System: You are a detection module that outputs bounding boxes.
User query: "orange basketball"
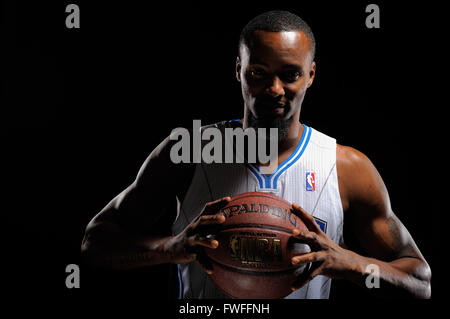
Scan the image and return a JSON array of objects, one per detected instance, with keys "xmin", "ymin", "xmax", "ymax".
[{"xmin": 205, "ymin": 192, "xmax": 311, "ymax": 299}]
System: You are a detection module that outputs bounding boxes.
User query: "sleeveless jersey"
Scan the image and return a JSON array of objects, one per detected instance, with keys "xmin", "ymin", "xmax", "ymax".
[{"xmin": 172, "ymin": 120, "xmax": 344, "ymax": 299}]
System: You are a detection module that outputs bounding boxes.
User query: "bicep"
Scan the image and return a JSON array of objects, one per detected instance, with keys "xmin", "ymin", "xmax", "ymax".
[
  {"xmin": 341, "ymin": 146, "xmax": 422, "ymax": 261},
  {"xmin": 354, "ymin": 210, "xmax": 422, "ymax": 261}
]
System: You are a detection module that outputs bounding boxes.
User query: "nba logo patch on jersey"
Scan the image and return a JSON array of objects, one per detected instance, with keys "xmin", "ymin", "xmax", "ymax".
[{"xmin": 306, "ymin": 171, "xmax": 315, "ymax": 191}]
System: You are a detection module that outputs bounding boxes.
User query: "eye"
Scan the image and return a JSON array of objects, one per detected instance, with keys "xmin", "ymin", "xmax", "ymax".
[
  {"xmin": 281, "ymin": 70, "xmax": 302, "ymax": 82},
  {"xmin": 249, "ymin": 68, "xmax": 267, "ymax": 79}
]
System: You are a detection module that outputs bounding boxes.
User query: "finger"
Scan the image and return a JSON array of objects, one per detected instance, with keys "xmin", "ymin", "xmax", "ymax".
[
  {"xmin": 291, "ymin": 264, "xmax": 323, "ymax": 291},
  {"xmin": 192, "ymin": 214, "xmax": 226, "ymax": 237},
  {"xmin": 291, "ymin": 229, "xmax": 322, "ymax": 250},
  {"xmin": 196, "ymin": 249, "xmax": 214, "ymax": 275},
  {"xmin": 198, "ymin": 213, "xmax": 226, "ymax": 225},
  {"xmin": 202, "ymin": 196, "xmax": 232, "ymax": 215},
  {"xmin": 188, "ymin": 214, "xmax": 226, "ymax": 238},
  {"xmin": 188, "ymin": 234, "xmax": 219, "ymax": 249},
  {"xmin": 291, "ymin": 251, "xmax": 325, "ymax": 290},
  {"xmin": 291, "ymin": 203, "xmax": 322, "ymax": 233},
  {"xmin": 291, "ymin": 251, "xmax": 325, "ymax": 266}
]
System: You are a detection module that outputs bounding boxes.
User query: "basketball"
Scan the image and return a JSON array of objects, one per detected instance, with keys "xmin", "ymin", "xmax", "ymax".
[{"xmin": 205, "ymin": 192, "xmax": 311, "ymax": 299}]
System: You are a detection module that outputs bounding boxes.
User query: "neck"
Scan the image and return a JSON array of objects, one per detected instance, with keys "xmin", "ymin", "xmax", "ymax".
[
  {"xmin": 243, "ymin": 107, "xmax": 303, "ymax": 154},
  {"xmin": 278, "ymin": 120, "xmax": 303, "ymax": 154},
  {"xmin": 242, "ymin": 110, "xmax": 304, "ymax": 170}
]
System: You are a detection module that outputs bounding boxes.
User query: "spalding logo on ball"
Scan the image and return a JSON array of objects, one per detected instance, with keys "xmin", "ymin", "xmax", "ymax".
[{"xmin": 205, "ymin": 192, "xmax": 311, "ymax": 299}]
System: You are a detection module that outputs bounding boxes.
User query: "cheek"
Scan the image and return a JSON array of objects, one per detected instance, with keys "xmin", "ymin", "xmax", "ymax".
[
  {"xmin": 243, "ymin": 71, "xmax": 269, "ymax": 94},
  {"xmin": 240, "ymin": 81, "xmax": 255, "ymax": 110},
  {"xmin": 285, "ymin": 83, "xmax": 307, "ymax": 102},
  {"xmin": 241, "ymin": 77, "xmax": 262, "ymax": 100}
]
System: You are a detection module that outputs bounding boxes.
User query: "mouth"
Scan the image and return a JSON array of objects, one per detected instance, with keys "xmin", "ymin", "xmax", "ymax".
[{"xmin": 255, "ymin": 102, "xmax": 287, "ymax": 117}]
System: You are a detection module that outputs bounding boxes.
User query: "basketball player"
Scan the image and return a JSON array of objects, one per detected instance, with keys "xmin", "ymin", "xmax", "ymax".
[{"xmin": 81, "ymin": 11, "xmax": 431, "ymax": 299}]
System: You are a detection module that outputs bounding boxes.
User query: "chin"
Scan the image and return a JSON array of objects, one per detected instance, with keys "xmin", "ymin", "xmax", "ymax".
[{"xmin": 248, "ymin": 112, "xmax": 293, "ymax": 141}]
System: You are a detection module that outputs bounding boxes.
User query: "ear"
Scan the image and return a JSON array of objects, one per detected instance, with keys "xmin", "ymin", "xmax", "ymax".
[
  {"xmin": 236, "ymin": 56, "xmax": 241, "ymax": 82},
  {"xmin": 307, "ymin": 61, "xmax": 316, "ymax": 88}
]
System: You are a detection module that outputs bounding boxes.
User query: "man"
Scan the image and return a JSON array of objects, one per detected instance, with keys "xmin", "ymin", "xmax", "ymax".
[{"xmin": 81, "ymin": 10, "xmax": 431, "ymax": 299}]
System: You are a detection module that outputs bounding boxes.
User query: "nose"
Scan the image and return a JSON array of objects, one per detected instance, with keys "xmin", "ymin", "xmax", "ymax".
[{"xmin": 265, "ymin": 76, "xmax": 285, "ymax": 97}]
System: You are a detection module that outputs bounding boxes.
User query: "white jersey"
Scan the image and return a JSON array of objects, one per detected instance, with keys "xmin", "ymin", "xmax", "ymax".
[{"xmin": 172, "ymin": 120, "xmax": 344, "ymax": 299}]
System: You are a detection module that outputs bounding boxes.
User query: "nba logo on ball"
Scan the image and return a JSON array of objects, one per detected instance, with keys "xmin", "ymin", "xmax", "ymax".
[{"xmin": 306, "ymin": 171, "xmax": 316, "ymax": 191}]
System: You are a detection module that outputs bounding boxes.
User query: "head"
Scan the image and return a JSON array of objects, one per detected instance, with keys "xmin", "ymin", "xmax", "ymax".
[{"xmin": 236, "ymin": 10, "xmax": 316, "ymax": 140}]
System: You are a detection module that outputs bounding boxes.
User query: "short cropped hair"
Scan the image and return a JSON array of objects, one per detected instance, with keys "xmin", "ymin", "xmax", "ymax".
[{"xmin": 239, "ymin": 10, "xmax": 316, "ymax": 60}]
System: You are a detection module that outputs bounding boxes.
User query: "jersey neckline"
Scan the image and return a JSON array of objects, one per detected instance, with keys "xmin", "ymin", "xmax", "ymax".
[{"xmin": 245, "ymin": 123, "xmax": 312, "ymax": 190}]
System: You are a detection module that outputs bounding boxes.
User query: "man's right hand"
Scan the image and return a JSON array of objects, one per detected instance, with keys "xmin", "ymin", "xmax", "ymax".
[{"xmin": 161, "ymin": 196, "xmax": 231, "ymax": 274}]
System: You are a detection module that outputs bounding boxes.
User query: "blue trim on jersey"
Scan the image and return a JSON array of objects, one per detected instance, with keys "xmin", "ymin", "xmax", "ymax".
[
  {"xmin": 247, "ymin": 163, "xmax": 264, "ymax": 188},
  {"xmin": 246, "ymin": 125, "xmax": 311, "ymax": 189},
  {"xmin": 177, "ymin": 264, "xmax": 183, "ymax": 299},
  {"xmin": 272, "ymin": 126, "xmax": 311, "ymax": 187}
]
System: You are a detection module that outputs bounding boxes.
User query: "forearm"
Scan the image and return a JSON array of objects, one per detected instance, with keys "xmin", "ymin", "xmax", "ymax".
[
  {"xmin": 82, "ymin": 223, "xmax": 174, "ymax": 270},
  {"xmin": 346, "ymin": 252, "xmax": 432, "ymax": 298}
]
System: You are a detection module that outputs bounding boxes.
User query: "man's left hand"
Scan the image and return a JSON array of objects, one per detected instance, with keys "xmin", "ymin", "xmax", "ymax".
[{"xmin": 290, "ymin": 203, "xmax": 363, "ymax": 290}]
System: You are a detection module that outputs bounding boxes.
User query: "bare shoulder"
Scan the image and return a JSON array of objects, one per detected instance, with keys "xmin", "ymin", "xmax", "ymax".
[
  {"xmin": 336, "ymin": 144, "xmax": 370, "ymax": 168},
  {"xmin": 336, "ymin": 144, "xmax": 388, "ymax": 212}
]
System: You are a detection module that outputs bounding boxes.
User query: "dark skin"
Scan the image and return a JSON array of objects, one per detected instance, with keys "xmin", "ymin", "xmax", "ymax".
[
  {"xmin": 82, "ymin": 30, "xmax": 431, "ymax": 298},
  {"xmin": 237, "ymin": 30, "xmax": 431, "ymax": 297}
]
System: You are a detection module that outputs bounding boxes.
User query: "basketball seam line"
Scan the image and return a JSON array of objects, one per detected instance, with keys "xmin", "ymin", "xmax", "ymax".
[
  {"xmin": 219, "ymin": 223, "xmax": 295, "ymax": 234},
  {"xmin": 208, "ymin": 258, "xmax": 301, "ymax": 276}
]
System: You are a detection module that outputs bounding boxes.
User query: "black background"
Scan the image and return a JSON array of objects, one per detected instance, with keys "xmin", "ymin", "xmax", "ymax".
[{"xmin": 2, "ymin": 0, "xmax": 444, "ymax": 309}]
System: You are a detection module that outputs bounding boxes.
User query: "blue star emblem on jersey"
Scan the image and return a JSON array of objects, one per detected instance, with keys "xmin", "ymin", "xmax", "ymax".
[{"xmin": 306, "ymin": 171, "xmax": 316, "ymax": 191}]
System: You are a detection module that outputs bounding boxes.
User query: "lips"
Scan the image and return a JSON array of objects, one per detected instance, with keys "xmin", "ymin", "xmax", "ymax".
[{"xmin": 255, "ymin": 101, "xmax": 287, "ymax": 117}]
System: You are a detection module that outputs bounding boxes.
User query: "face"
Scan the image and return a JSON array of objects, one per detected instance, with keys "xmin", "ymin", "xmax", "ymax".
[{"xmin": 237, "ymin": 30, "xmax": 316, "ymax": 136}]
